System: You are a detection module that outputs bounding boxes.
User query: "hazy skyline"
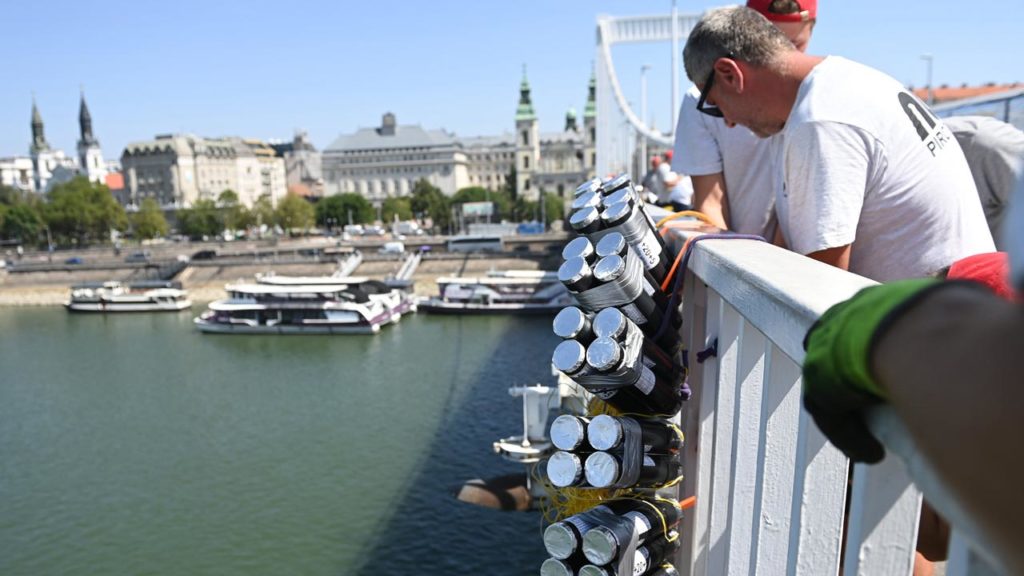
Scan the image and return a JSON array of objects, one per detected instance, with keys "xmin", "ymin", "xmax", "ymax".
[{"xmin": 3, "ymin": 0, "xmax": 1021, "ymax": 159}]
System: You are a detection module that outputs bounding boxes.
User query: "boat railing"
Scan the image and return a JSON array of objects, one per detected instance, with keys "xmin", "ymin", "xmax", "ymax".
[{"xmin": 671, "ymin": 230, "xmax": 1002, "ymax": 575}]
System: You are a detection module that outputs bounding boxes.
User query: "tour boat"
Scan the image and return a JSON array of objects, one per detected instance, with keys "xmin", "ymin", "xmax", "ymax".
[
  {"xmin": 419, "ymin": 270, "xmax": 573, "ymax": 314},
  {"xmin": 65, "ymin": 281, "xmax": 192, "ymax": 312},
  {"xmin": 193, "ymin": 278, "xmax": 413, "ymax": 334}
]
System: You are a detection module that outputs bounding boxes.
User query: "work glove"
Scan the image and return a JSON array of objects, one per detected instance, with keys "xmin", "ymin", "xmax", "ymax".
[{"xmin": 802, "ymin": 279, "xmax": 940, "ymax": 463}]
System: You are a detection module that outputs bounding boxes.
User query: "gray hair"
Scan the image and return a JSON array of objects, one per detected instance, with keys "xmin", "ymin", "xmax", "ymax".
[{"xmin": 683, "ymin": 6, "xmax": 794, "ymax": 83}]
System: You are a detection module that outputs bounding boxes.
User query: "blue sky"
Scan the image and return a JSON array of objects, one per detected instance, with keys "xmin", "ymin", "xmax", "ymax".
[{"xmin": 2, "ymin": 0, "xmax": 1021, "ymax": 159}]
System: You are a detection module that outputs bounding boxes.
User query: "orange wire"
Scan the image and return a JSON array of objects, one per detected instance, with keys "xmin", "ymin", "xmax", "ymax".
[
  {"xmin": 679, "ymin": 496, "xmax": 697, "ymax": 510},
  {"xmin": 656, "ymin": 210, "xmax": 716, "ymax": 229},
  {"xmin": 659, "ymin": 236, "xmax": 695, "ymax": 293}
]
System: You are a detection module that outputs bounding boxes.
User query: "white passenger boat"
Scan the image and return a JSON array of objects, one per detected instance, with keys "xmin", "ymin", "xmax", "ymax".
[
  {"xmin": 419, "ymin": 270, "xmax": 572, "ymax": 314},
  {"xmin": 194, "ymin": 278, "xmax": 414, "ymax": 334},
  {"xmin": 65, "ymin": 281, "xmax": 192, "ymax": 312}
]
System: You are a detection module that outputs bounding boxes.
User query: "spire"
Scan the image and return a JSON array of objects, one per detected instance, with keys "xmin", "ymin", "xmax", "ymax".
[
  {"xmin": 516, "ymin": 64, "xmax": 536, "ymax": 121},
  {"xmin": 30, "ymin": 94, "xmax": 49, "ymax": 153},
  {"xmin": 584, "ymin": 70, "xmax": 597, "ymax": 119},
  {"xmin": 79, "ymin": 89, "xmax": 97, "ymax": 146}
]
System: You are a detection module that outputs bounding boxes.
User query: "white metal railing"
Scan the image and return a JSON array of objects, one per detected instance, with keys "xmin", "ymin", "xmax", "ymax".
[{"xmin": 670, "ymin": 232, "xmax": 1003, "ymax": 575}]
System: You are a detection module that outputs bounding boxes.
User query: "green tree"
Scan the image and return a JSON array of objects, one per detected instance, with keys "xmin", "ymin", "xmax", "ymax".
[
  {"xmin": 316, "ymin": 193, "xmax": 372, "ymax": 228},
  {"xmin": 542, "ymin": 191, "xmax": 564, "ymax": 226},
  {"xmin": 276, "ymin": 193, "xmax": 315, "ymax": 234},
  {"xmin": 452, "ymin": 186, "xmax": 513, "ymax": 221},
  {"xmin": 177, "ymin": 199, "xmax": 222, "ymax": 239},
  {"xmin": 250, "ymin": 195, "xmax": 276, "ymax": 230},
  {"xmin": 131, "ymin": 198, "xmax": 170, "ymax": 240},
  {"xmin": 1, "ymin": 204, "xmax": 43, "ymax": 243},
  {"xmin": 409, "ymin": 179, "xmax": 450, "ymax": 233},
  {"xmin": 43, "ymin": 177, "xmax": 127, "ymax": 245},
  {"xmin": 217, "ymin": 189, "xmax": 252, "ymax": 231},
  {"xmin": 381, "ymin": 197, "xmax": 413, "ymax": 223}
]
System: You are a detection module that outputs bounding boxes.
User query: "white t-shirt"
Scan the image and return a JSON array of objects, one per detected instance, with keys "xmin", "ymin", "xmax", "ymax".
[
  {"xmin": 656, "ymin": 162, "xmax": 693, "ymax": 206},
  {"xmin": 673, "ymin": 86, "xmax": 778, "ymax": 239},
  {"xmin": 776, "ymin": 57, "xmax": 995, "ymax": 282}
]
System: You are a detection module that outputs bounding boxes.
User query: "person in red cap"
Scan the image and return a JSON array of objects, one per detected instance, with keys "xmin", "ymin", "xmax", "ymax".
[{"xmin": 746, "ymin": 0, "xmax": 817, "ymax": 51}]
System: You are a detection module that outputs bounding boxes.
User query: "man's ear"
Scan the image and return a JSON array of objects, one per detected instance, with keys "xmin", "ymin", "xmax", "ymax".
[{"xmin": 714, "ymin": 58, "xmax": 745, "ymax": 94}]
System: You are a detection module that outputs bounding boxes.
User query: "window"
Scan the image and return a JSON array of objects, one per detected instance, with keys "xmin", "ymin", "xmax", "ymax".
[
  {"xmin": 521, "ymin": 130, "xmax": 529, "ymax": 146},
  {"xmin": 523, "ymin": 156, "xmax": 530, "ymax": 170}
]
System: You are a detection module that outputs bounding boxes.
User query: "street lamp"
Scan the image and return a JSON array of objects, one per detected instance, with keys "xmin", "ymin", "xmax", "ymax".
[
  {"xmin": 921, "ymin": 54, "xmax": 934, "ymax": 105},
  {"xmin": 640, "ymin": 64, "xmax": 652, "ymax": 172}
]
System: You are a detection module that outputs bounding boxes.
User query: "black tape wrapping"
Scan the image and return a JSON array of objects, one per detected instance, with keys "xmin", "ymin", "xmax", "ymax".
[
  {"xmin": 573, "ymin": 321, "xmax": 646, "ymax": 390},
  {"xmin": 616, "ymin": 417, "xmax": 644, "ymax": 487},
  {"xmin": 586, "ymin": 201, "xmax": 656, "ymax": 250},
  {"xmin": 586, "ymin": 500, "xmax": 644, "ymax": 574},
  {"xmin": 573, "ymin": 246, "xmax": 648, "ymax": 311}
]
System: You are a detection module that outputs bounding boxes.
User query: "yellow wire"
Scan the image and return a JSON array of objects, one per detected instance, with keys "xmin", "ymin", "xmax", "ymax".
[{"xmin": 656, "ymin": 210, "xmax": 716, "ymax": 229}]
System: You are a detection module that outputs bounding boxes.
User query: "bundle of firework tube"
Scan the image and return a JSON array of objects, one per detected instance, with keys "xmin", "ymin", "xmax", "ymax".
[{"xmin": 539, "ymin": 491, "xmax": 684, "ymax": 576}]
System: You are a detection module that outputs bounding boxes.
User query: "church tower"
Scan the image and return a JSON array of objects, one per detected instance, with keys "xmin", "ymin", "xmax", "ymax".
[
  {"xmin": 515, "ymin": 66, "xmax": 540, "ymax": 201},
  {"xmin": 30, "ymin": 97, "xmax": 56, "ymax": 192},
  {"xmin": 582, "ymin": 71, "xmax": 597, "ymax": 176},
  {"xmin": 77, "ymin": 91, "xmax": 107, "ymax": 184}
]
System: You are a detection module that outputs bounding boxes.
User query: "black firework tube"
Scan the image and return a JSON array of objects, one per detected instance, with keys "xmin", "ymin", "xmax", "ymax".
[
  {"xmin": 581, "ymin": 499, "xmax": 682, "ymax": 565},
  {"xmin": 572, "ymin": 190, "xmax": 603, "ymax": 211},
  {"xmin": 578, "ymin": 539, "xmax": 680, "ymax": 575},
  {"xmin": 587, "ymin": 414, "xmax": 682, "ymax": 454},
  {"xmin": 550, "ymin": 414, "xmax": 591, "ymax": 452},
  {"xmin": 603, "ymin": 186, "xmax": 635, "ymax": 208},
  {"xmin": 594, "ymin": 232, "xmax": 671, "ymax": 309},
  {"xmin": 584, "ymin": 451, "xmax": 683, "ymax": 489},
  {"xmin": 548, "ymin": 450, "xmax": 589, "ymax": 488},
  {"xmin": 570, "ymin": 206, "xmax": 603, "ymax": 235},
  {"xmin": 542, "ymin": 499, "xmax": 642, "ymax": 560},
  {"xmin": 592, "ymin": 307, "xmax": 679, "ymax": 375},
  {"xmin": 562, "ymin": 236, "xmax": 597, "ymax": 264},
  {"xmin": 552, "ymin": 339, "xmax": 589, "ymax": 378},
  {"xmin": 592, "ymin": 255, "xmax": 665, "ymax": 328},
  {"xmin": 647, "ymin": 564, "xmax": 680, "ymax": 576},
  {"xmin": 585, "ymin": 338, "xmax": 682, "ymax": 415},
  {"xmin": 553, "ymin": 306, "xmax": 594, "ymax": 343},
  {"xmin": 559, "ymin": 257, "xmax": 596, "ymax": 293},
  {"xmin": 601, "ymin": 200, "xmax": 671, "ymax": 284},
  {"xmin": 540, "ymin": 557, "xmax": 579, "ymax": 576},
  {"xmin": 599, "ymin": 173, "xmax": 632, "ymax": 197},
  {"xmin": 575, "ymin": 177, "xmax": 602, "ymax": 198}
]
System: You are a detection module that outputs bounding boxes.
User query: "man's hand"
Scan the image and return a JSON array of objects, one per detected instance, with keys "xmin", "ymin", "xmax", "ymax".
[{"xmin": 802, "ymin": 279, "xmax": 940, "ymax": 463}]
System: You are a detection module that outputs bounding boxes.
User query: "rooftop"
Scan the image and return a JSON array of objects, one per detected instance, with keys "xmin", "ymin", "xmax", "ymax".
[{"xmin": 911, "ymin": 82, "xmax": 1024, "ymax": 104}]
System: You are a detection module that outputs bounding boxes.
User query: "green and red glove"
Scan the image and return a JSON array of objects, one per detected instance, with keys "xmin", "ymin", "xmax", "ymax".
[{"xmin": 802, "ymin": 279, "xmax": 942, "ymax": 463}]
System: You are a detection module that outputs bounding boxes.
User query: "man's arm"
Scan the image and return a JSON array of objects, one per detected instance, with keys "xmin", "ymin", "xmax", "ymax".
[
  {"xmin": 691, "ymin": 173, "xmax": 730, "ymax": 229},
  {"xmin": 872, "ymin": 285, "xmax": 1024, "ymax": 574},
  {"xmin": 807, "ymin": 244, "xmax": 851, "ymax": 270}
]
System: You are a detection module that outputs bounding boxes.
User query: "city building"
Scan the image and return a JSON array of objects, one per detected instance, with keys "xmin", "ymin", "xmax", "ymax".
[
  {"xmin": 120, "ymin": 135, "xmax": 287, "ymax": 208},
  {"xmin": 321, "ymin": 69, "xmax": 596, "ymax": 203},
  {"xmin": 20, "ymin": 93, "xmax": 110, "ymax": 193},
  {"xmin": 269, "ymin": 131, "xmax": 324, "ymax": 197},
  {"xmin": 76, "ymin": 93, "xmax": 107, "ymax": 185},
  {"xmin": 29, "ymin": 98, "xmax": 77, "ymax": 192},
  {"xmin": 0, "ymin": 157, "xmax": 34, "ymax": 191}
]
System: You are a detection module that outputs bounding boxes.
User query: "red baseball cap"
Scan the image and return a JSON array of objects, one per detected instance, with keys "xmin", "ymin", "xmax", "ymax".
[{"xmin": 747, "ymin": 0, "xmax": 817, "ymax": 22}]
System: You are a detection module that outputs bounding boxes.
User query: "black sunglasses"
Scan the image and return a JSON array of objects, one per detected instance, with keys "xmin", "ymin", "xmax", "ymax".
[{"xmin": 696, "ymin": 67, "xmax": 724, "ymax": 118}]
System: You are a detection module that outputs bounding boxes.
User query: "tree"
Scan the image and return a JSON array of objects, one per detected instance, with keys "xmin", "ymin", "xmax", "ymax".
[
  {"xmin": 381, "ymin": 197, "xmax": 413, "ymax": 223},
  {"xmin": 276, "ymin": 193, "xmax": 315, "ymax": 234},
  {"xmin": 177, "ymin": 199, "xmax": 222, "ymax": 239},
  {"xmin": 217, "ymin": 189, "xmax": 252, "ymax": 231},
  {"xmin": 316, "ymin": 193, "xmax": 372, "ymax": 228},
  {"xmin": 410, "ymin": 179, "xmax": 450, "ymax": 232},
  {"xmin": 131, "ymin": 198, "xmax": 169, "ymax": 240},
  {"xmin": 43, "ymin": 177, "xmax": 126, "ymax": 245},
  {"xmin": 451, "ymin": 186, "xmax": 513, "ymax": 221},
  {"xmin": 542, "ymin": 191, "xmax": 564, "ymax": 226},
  {"xmin": 1, "ymin": 204, "xmax": 42, "ymax": 243},
  {"xmin": 251, "ymin": 195, "xmax": 276, "ymax": 230}
]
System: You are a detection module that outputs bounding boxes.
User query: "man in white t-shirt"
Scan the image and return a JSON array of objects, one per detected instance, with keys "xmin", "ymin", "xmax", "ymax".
[
  {"xmin": 656, "ymin": 150, "xmax": 693, "ymax": 210},
  {"xmin": 673, "ymin": 0, "xmax": 817, "ymax": 239},
  {"xmin": 682, "ymin": 7, "xmax": 994, "ymax": 281}
]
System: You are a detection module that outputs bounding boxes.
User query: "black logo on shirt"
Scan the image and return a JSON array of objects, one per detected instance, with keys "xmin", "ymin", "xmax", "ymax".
[{"xmin": 898, "ymin": 91, "xmax": 953, "ymax": 157}]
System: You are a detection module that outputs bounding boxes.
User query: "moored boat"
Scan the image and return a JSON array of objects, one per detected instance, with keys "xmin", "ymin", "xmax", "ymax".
[
  {"xmin": 194, "ymin": 279, "xmax": 414, "ymax": 334},
  {"xmin": 419, "ymin": 270, "xmax": 572, "ymax": 314},
  {"xmin": 65, "ymin": 281, "xmax": 192, "ymax": 312}
]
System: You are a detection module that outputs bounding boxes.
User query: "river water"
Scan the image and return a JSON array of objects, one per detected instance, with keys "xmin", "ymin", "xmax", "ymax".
[{"xmin": 0, "ymin": 307, "xmax": 556, "ymax": 575}]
